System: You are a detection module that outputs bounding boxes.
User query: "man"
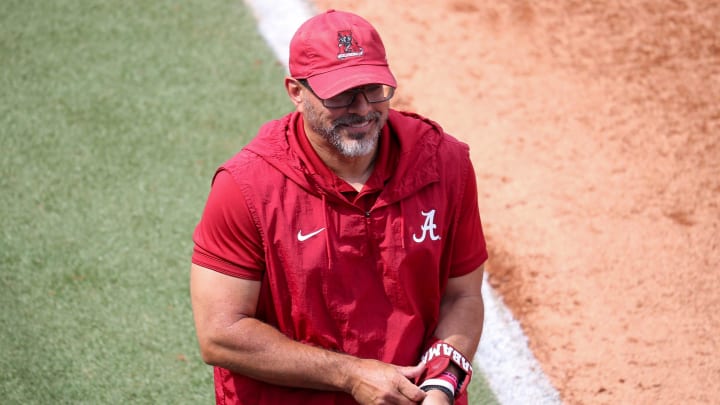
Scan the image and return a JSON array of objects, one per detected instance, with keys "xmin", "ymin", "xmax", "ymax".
[{"xmin": 190, "ymin": 9, "xmax": 487, "ymax": 405}]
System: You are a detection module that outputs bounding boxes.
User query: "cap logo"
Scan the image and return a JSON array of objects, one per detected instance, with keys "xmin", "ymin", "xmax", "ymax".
[{"xmin": 337, "ymin": 30, "xmax": 364, "ymax": 60}]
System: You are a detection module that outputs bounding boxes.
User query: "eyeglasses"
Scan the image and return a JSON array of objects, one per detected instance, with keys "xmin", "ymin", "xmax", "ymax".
[{"xmin": 298, "ymin": 79, "xmax": 395, "ymax": 109}]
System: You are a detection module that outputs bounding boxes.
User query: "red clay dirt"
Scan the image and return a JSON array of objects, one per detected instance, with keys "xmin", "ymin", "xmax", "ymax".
[{"xmin": 312, "ymin": 1, "xmax": 720, "ymax": 404}]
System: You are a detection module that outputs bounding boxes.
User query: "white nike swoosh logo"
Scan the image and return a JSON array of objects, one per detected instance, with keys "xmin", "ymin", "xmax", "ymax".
[{"xmin": 297, "ymin": 228, "xmax": 326, "ymax": 242}]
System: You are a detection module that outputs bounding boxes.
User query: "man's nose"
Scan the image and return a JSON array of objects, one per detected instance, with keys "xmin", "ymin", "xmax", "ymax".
[{"xmin": 346, "ymin": 91, "xmax": 372, "ymax": 114}]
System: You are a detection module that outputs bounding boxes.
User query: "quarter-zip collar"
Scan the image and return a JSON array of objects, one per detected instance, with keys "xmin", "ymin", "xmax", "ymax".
[{"xmin": 243, "ymin": 109, "xmax": 444, "ymax": 208}]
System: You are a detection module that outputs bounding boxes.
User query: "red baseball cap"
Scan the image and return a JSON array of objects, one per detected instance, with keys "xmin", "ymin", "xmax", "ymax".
[{"xmin": 289, "ymin": 10, "xmax": 397, "ymax": 99}]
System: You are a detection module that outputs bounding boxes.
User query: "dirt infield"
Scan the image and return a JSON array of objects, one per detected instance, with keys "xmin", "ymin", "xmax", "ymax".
[{"xmin": 313, "ymin": 1, "xmax": 720, "ymax": 403}]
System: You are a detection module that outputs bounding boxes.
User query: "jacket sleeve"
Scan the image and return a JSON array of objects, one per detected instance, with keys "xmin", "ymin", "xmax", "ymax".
[
  {"xmin": 448, "ymin": 160, "xmax": 488, "ymax": 277},
  {"xmin": 192, "ymin": 169, "xmax": 265, "ymax": 280}
]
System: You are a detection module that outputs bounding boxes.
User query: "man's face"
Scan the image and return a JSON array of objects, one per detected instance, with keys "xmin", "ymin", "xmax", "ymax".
[{"xmin": 301, "ymin": 85, "xmax": 390, "ymax": 158}]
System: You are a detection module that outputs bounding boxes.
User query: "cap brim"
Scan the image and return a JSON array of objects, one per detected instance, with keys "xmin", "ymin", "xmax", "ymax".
[{"xmin": 306, "ymin": 64, "xmax": 397, "ymax": 99}]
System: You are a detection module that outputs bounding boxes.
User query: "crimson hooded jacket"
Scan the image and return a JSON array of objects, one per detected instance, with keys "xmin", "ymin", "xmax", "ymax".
[{"xmin": 192, "ymin": 109, "xmax": 487, "ymax": 404}]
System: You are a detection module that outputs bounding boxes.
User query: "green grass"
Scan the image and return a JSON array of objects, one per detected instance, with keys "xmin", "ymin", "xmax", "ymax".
[
  {"xmin": 0, "ymin": 0, "xmax": 498, "ymax": 403},
  {"xmin": 1, "ymin": 0, "xmax": 288, "ymax": 402}
]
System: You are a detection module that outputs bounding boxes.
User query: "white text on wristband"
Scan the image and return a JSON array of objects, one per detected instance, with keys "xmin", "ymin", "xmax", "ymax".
[{"xmin": 421, "ymin": 342, "xmax": 473, "ymax": 374}]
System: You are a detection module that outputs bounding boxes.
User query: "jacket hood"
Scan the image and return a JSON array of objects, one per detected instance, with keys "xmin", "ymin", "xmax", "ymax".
[{"xmin": 242, "ymin": 109, "xmax": 447, "ymax": 206}]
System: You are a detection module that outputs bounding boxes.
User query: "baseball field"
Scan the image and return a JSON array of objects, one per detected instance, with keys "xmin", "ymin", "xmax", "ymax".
[
  {"xmin": 3, "ymin": 0, "xmax": 719, "ymax": 404},
  {"xmin": 1, "ymin": 0, "xmax": 498, "ymax": 403}
]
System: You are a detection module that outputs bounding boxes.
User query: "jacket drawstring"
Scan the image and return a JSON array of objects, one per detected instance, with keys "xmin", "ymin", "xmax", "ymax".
[
  {"xmin": 299, "ymin": 160, "xmax": 333, "ymax": 271},
  {"xmin": 322, "ymin": 192, "xmax": 333, "ymax": 270},
  {"xmin": 400, "ymin": 200, "xmax": 406, "ymax": 249}
]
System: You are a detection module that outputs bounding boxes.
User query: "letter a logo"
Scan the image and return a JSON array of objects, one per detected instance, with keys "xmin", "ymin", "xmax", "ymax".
[{"xmin": 412, "ymin": 210, "xmax": 441, "ymax": 243}]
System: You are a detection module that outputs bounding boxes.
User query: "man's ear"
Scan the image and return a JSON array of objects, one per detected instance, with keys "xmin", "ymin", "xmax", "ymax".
[{"xmin": 285, "ymin": 77, "xmax": 303, "ymax": 109}]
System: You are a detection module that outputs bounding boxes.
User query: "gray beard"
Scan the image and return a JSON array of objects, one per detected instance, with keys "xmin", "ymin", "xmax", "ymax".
[
  {"xmin": 325, "ymin": 127, "xmax": 379, "ymax": 158},
  {"xmin": 303, "ymin": 100, "xmax": 381, "ymax": 158}
]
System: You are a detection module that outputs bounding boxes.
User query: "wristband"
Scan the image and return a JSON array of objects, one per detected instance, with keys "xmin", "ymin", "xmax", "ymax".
[
  {"xmin": 441, "ymin": 371, "xmax": 459, "ymax": 388},
  {"xmin": 419, "ymin": 378, "xmax": 455, "ymax": 396},
  {"xmin": 417, "ymin": 340, "xmax": 473, "ymax": 396},
  {"xmin": 419, "ymin": 383, "xmax": 455, "ymax": 403}
]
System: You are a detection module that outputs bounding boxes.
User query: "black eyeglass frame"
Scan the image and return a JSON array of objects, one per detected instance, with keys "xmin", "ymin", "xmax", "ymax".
[{"xmin": 297, "ymin": 78, "xmax": 395, "ymax": 109}]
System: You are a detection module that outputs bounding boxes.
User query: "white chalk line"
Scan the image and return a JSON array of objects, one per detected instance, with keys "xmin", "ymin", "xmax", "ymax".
[{"xmin": 241, "ymin": 1, "xmax": 563, "ymax": 403}]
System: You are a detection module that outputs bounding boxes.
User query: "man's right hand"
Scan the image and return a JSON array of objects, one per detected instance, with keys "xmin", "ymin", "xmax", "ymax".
[{"xmin": 344, "ymin": 359, "xmax": 427, "ymax": 404}]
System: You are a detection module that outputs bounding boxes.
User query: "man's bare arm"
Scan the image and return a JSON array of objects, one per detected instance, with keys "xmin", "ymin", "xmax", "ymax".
[
  {"xmin": 190, "ymin": 264, "xmax": 426, "ymax": 404},
  {"xmin": 434, "ymin": 265, "xmax": 485, "ymax": 358},
  {"xmin": 420, "ymin": 265, "xmax": 484, "ymax": 405}
]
